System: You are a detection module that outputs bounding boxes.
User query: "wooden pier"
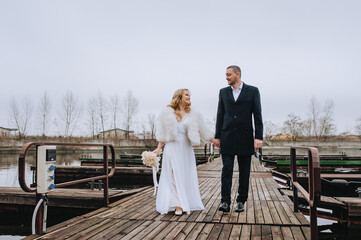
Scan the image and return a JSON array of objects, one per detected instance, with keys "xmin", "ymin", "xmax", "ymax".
[
  {"xmin": 0, "ymin": 187, "xmax": 147, "ymax": 210},
  {"xmin": 23, "ymin": 157, "xmax": 312, "ymax": 239}
]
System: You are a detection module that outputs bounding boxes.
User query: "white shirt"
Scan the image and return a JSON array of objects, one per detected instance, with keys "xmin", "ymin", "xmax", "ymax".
[{"xmin": 231, "ymin": 82, "xmax": 243, "ymax": 101}]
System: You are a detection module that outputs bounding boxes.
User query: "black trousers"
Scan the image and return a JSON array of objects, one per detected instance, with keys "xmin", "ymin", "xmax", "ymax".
[{"xmin": 221, "ymin": 154, "xmax": 252, "ymax": 204}]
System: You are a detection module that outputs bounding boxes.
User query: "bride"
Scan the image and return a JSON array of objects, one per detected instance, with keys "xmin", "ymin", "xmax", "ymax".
[{"xmin": 153, "ymin": 89, "xmax": 214, "ymax": 215}]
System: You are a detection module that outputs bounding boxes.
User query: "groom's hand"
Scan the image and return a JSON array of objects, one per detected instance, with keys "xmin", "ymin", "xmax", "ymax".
[
  {"xmin": 212, "ymin": 138, "xmax": 221, "ymax": 148},
  {"xmin": 254, "ymin": 139, "xmax": 263, "ymax": 150}
]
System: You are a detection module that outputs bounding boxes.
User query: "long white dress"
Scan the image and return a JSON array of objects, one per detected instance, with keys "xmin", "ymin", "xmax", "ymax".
[{"xmin": 156, "ymin": 114, "xmax": 205, "ymax": 215}]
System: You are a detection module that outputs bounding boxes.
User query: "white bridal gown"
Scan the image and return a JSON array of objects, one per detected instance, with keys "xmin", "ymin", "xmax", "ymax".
[{"xmin": 156, "ymin": 114, "xmax": 204, "ymax": 215}]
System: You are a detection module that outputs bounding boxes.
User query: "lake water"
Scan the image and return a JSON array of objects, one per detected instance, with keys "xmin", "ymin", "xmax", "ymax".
[{"xmin": 0, "ymin": 152, "xmax": 83, "ymax": 188}]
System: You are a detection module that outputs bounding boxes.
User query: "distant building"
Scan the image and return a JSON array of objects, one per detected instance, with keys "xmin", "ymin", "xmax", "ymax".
[
  {"xmin": 0, "ymin": 127, "xmax": 17, "ymax": 137},
  {"xmin": 97, "ymin": 128, "xmax": 136, "ymax": 139},
  {"xmin": 138, "ymin": 131, "xmax": 155, "ymax": 139}
]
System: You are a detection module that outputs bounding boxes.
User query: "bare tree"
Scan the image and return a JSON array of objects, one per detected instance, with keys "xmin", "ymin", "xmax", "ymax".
[
  {"xmin": 38, "ymin": 92, "xmax": 51, "ymax": 137},
  {"xmin": 55, "ymin": 91, "xmax": 82, "ymax": 137},
  {"xmin": 140, "ymin": 114, "xmax": 156, "ymax": 137},
  {"xmin": 96, "ymin": 91, "xmax": 108, "ymax": 140},
  {"xmin": 283, "ymin": 113, "xmax": 303, "ymax": 140},
  {"xmin": 140, "ymin": 113, "xmax": 157, "ymax": 148},
  {"xmin": 309, "ymin": 97, "xmax": 320, "ymax": 137},
  {"xmin": 87, "ymin": 97, "xmax": 98, "ymax": 138},
  {"xmin": 318, "ymin": 100, "xmax": 336, "ymax": 139},
  {"xmin": 8, "ymin": 97, "xmax": 33, "ymax": 138},
  {"xmin": 302, "ymin": 119, "xmax": 313, "ymax": 137},
  {"xmin": 307, "ymin": 97, "xmax": 336, "ymax": 140},
  {"xmin": 110, "ymin": 94, "xmax": 121, "ymax": 139},
  {"xmin": 355, "ymin": 117, "xmax": 361, "ymax": 135},
  {"xmin": 148, "ymin": 113, "xmax": 156, "ymax": 139},
  {"xmin": 264, "ymin": 121, "xmax": 279, "ymax": 140},
  {"xmin": 120, "ymin": 91, "xmax": 139, "ymax": 139}
]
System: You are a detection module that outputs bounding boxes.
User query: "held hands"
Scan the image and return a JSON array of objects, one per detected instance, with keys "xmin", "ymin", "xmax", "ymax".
[
  {"xmin": 254, "ymin": 139, "xmax": 263, "ymax": 150},
  {"xmin": 211, "ymin": 138, "xmax": 262, "ymax": 150},
  {"xmin": 211, "ymin": 138, "xmax": 220, "ymax": 148}
]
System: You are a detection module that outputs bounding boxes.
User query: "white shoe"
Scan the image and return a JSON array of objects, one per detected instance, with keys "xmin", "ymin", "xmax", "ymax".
[{"xmin": 175, "ymin": 209, "xmax": 182, "ymax": 216}]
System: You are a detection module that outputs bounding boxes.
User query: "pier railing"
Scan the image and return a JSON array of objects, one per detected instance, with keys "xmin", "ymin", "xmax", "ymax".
[
  {"xmin": 19, "ymin": 142, "xmax": 116, "ymax": 234},
  {"xmin": 204, "ymin": 143, "xmax": 215, "ymax": 162},
  {"xmin": 290, "ymin": 146, "xmax": 321, "ymax": 240},
  {"xmin": 18, "ymin": 142, "xmax": 116, "ymax": 206}
]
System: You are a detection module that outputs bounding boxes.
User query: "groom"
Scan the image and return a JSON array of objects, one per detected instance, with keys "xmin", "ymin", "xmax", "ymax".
[{"xmin": 213, "ymin": 65, "xmax": 263, "ymax": 212}]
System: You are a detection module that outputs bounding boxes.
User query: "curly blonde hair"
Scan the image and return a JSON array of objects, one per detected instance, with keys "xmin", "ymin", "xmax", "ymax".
[{"xmin": 168, "ymin": 89, "xmax": 191, "ymax": 121}]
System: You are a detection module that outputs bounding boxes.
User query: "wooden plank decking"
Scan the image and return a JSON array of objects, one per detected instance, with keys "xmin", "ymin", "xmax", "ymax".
[
  {"xmin": 25, "ymin": 157, "xmax": 311, "ymax": 239},
  {"xmin": 0, "ymin": 187, "xmax": 146, "ymax": 209}
]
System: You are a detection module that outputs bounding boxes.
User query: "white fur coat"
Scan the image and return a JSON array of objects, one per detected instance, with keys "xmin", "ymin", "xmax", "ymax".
[{"xmin": 156, "ymin": 107, "xmax": 213, "ymax": 146}]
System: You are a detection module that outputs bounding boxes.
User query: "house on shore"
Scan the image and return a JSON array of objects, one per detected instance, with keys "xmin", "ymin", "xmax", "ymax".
[
  {"xmin": 138, "ymin": 131, "xmax": 155, "ymax": 139},
  {"xmin": 0, "ymin": 127, "xmax": 17, "ymax": 137},
  {"xmin": 97, "ymin": 128, "xmax": 137, "ymax": 139}
]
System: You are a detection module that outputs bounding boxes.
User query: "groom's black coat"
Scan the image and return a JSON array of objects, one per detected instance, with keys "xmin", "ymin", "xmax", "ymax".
[{"xmin": 215, "ymin": 83, "xmax": 263, "ymax": 156}]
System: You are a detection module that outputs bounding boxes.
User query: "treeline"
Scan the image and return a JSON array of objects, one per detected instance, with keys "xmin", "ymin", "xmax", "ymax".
[
  {"xmin": 7, "ymin": 90, "xmax": 156, "ymax": 139},
  {"xmin": 265, "ymin": 97, "xmax": 361, "ymax": 140},
  {"xmin": 6, "ymin": 94, "xmax": 361, "ymax": 140}
]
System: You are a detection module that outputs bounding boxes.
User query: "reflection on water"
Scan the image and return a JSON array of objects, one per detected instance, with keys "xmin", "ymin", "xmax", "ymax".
[
  {"xmin": 0, "ymin": 152, "xmax": 84, "ymax": 188},
  {"xmin": 0, "ymin": 236, "xmax": 23, "ymax": 240}
]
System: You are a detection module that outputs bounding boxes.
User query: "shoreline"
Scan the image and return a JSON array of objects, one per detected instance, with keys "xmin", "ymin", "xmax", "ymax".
[{"xmin": 0, "ymin": 137, "xmax": 360, "ymax": 157}]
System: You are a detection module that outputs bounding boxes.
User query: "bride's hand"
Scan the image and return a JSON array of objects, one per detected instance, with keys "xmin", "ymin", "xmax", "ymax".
[
  {"xmin": 153, "ymin": 141, "xmax": 164, "ymax": 156},
  {"xmin": 153, "ymin": 148, "xmax": 161, "ymax": 156}
]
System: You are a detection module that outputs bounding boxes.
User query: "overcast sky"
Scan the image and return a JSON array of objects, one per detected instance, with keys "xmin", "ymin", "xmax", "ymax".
[{"xmin": 0, "ymin": 0, "xmax": 360, "ymax": 136}]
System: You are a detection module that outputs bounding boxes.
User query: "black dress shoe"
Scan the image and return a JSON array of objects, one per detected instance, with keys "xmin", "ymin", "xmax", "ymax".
[
  {"xmin": 219, "ymin": 202, "xmax": 230, "ymax": 212},
  {"xmin": 235, "ymin": 202, "xmax": 244, "ymax": 212}
]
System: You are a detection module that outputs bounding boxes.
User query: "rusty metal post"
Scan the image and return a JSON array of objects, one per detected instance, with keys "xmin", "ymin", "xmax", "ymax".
[
  {"xmin": 103, "ymin": 145, "xmax": 109, "ymax": 206},
  {"xmin": 290, "ymin": 146, "xmax": 321, "ymax": 240},
  {"xmin": 204, "ymin": 144, "xmax": 207, "ymax": 160},
  {"xmin": 310, "ymin": 203, "xmax": 318, "ymax": 239},
  {"xmin": 290, "ymin": 147, "xmax": 299, "ymax": 212},
  {"xmin": 35, "ymin": 146, "xmax": 43, "ymax": 235},
  {"xmin": 18, "ymin": 142, "xmax": 36, "ymax": 193},
  {"xmin": 35, "ymin": 193, "xmax": 43, "ymax": 234},
  {"xmin": 308, "ymin": 150, "xmax": 316, "ymax": 239},
  {"xmin": 308, "ymin": 151, "xmax": 313, "ymax": 202},
  {"xmin": 309, "ymin": 149, "xmax": 320, "ymax": 240},
  {"xmin": 259, "ymin": 147, "xmax": 263, "ymax": 158}
]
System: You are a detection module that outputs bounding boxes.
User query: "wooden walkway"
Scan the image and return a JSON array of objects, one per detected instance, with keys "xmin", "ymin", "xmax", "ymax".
[
  {"xmin": 25, "ymin": 157, "xmax": 311, "ymax": 239},
  {"xmin": 0, "ymin": 187, "xmax": 145, "ymax": 209}
]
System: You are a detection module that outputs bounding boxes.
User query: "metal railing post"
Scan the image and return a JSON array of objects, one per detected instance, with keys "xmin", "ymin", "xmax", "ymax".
[
  {"xmin": 35, "ymin": 193, "xmax": 43, "ymax": 234},
  {"xmin": 204, "ymin": 144, "xmax": 207, "ymax": 160},
  {"xmin": 290, "ymin": 146, "xmax": 321, "ymax": 240},
  {"xmin": 290, "ymin": 147, "xmax": 299, "ymax": 212},
  {"xmin": 103, "ymin": 145, "xmax": 109, "ymax": 206}
]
